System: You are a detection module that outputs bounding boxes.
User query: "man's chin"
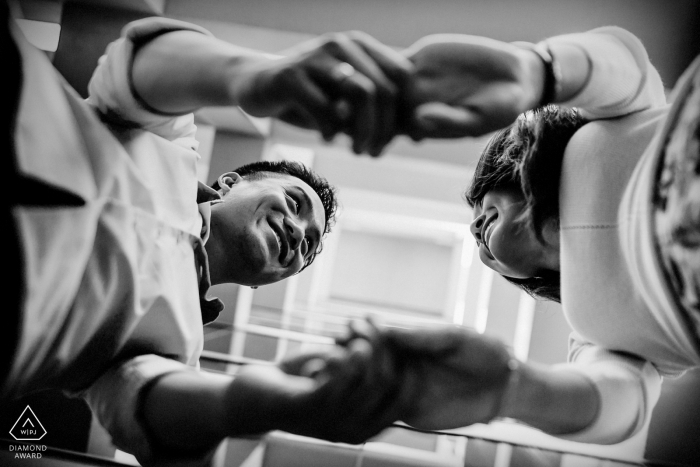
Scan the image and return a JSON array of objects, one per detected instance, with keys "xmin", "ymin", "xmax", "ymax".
[{"xmin": 227, "ymin": 253, "xmax": 271, "ymax": 286}]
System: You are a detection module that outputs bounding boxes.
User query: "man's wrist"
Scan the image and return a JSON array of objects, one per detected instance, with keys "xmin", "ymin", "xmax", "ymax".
[
  {"xmin": 225, "ymin": 54, "xmax": 275, "ymax": 113},
  {"xmin": 224, "ymin": 367, "xmax": 286, "ymax": 436}
]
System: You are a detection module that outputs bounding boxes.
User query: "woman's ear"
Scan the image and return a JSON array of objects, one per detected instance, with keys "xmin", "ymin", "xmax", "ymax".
[
  {"xmin": 217, "ymin": 172, "xmax": 243, "ymax": 196},
  {"xmin": 541, "ymin": 216, "xmax": 561, "ymax": 248}
]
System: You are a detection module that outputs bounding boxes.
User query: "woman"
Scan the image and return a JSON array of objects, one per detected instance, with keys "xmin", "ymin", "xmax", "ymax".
[{"xmin": 381, "ymin": 26, "xmax": 700, "ymax": 445}]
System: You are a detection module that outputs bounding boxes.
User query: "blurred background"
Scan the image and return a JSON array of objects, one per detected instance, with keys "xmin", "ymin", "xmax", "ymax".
[{"xmin": 5, "ymin": 1, "xmax": 700, "ymax": 466}]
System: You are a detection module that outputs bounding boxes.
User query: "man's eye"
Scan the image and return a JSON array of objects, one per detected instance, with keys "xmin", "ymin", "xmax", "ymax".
[{"xmin": 286, "ymin": 194, "xmax": 300, "ymax": 213}]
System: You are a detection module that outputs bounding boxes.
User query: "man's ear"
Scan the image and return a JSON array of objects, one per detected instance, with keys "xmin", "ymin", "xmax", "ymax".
[{"xmin": 217, "ymin": 172, "xmax": 243, "ymax": 195}]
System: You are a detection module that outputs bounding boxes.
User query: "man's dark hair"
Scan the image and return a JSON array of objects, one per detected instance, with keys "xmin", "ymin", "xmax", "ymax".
[
  {"xmin": 212, "ymin": 160, "xmax": 338, "ymax": 270},
  {"xmin": 464, "ymin": 106, "xmax": 588, "ymax": 303}
]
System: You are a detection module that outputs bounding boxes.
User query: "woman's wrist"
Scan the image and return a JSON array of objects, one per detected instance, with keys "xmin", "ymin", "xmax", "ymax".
[
  {"xmin": 512, "ymin": 42, "xmax": 552, "ymax": 111},
  {"xmin": 529, "ymin": 43, "xmax": 562, "ymax": 106},
  {"xmin": 542, "ymin": 41, "xmax": 592, "ymax": 103},
  {"xmin": 491, "ymin": 357, "xmax": 522, "ymax": 420},
  {"xmin": 515, "ymin": 39, "xmax": 592, "ymax": 108}
]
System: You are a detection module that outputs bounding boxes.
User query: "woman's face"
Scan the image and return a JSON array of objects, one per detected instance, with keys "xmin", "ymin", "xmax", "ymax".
[{"xmin": 469, "ymin": 185, "xmax": 553, "ymax": 279}]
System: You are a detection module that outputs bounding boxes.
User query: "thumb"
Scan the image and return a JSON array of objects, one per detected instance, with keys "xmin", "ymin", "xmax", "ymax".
[{"xmin": 412, "ymin": 102, "xmax": 481, "ymax": 138}]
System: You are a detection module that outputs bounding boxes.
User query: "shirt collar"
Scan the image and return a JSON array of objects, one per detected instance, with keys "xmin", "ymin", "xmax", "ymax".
[
  {"xmin": 195, "ymin": 181, "xmax": 224, "ymax": 325},
  {"xmin": 196, "ymin": 180, "xmax": 220, "ymax": 244},
  {"xmin": 198, "ymin": 201, "xmax": 212, "ymax": 244}
]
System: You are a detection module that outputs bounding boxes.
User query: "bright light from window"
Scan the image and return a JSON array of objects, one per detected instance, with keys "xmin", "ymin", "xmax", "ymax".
[{"xmin": 15, "ymin": 19, "xmax": 60, "ymax": 52}]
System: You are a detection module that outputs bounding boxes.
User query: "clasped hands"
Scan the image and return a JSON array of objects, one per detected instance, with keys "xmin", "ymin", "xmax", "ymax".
[
  {"xmin": 236, "ymin": 31, "xmax": 545, "ymax": 156},
  {"xmin": 241, "ymin": 319, "xmax": 515, "ymax": 444}
]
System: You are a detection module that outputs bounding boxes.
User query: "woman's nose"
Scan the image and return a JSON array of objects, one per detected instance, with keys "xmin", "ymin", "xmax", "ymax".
[{"xmin": 470, "ymin": 215, "xmax": 484, "ymax": 242}]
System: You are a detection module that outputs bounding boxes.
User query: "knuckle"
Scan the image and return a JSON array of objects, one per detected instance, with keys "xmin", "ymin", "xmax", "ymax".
[
  {"xmin": 321, "ymin": 35, "xmax": 345, "ymax": 54},
  {"xmin": 275, "ymin": 66, "xmax": 302, "ymax": 87}
]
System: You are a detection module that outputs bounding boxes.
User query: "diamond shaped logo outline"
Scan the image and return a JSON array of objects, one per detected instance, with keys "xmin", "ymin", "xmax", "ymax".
[{"xmin": 9, "ymin": 405, "xmax": 47, "ymax": 441}]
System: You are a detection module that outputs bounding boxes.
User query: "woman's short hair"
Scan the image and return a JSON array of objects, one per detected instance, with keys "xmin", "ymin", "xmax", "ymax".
[{"xmin": 464, "ymin": 106, "xmax": 587, "ymax": 302}]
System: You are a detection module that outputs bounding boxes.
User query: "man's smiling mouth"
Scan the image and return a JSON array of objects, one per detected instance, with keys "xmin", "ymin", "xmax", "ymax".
[{"xmin": 270, "ymin": 221, "xmax": 289, "ymax": 265}]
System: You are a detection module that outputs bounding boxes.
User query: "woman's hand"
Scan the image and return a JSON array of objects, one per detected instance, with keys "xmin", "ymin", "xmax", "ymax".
[
  {"xmin": 400, "ymin": 35, "xmax": 545, "ymax": 140},
  {"xmin": 384, "ymin": 325, "xmax": 513, "ymax": 430}
]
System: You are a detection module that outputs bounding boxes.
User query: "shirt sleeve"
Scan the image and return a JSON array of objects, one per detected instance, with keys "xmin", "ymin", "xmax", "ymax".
[
  {"xmin": 86, "ymin": 17, "xmax": 213, "ymax": 150},
  {"xmin": 544, "ymin": 26, "xmax": 667, "ymax": 120},
  {"xmin": 554, "ymin": 333, "xmax": 662, "ymax": 444},
  {"xmin": 82, "ymin": 354, "xmax": 218, "ymax": 467}
]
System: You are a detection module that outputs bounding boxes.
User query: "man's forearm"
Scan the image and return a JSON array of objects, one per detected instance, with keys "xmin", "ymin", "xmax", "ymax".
[
  {"xmin": 499, "ymin": 361, "xmax": 599, "ymax": 435},
  {"xmin": 141, "ymin": 371, "xmax": 236, "ymax": 453},
  {"xmin": 141, "ymin": 366, "xmax": 308, "ymax": 453},
  {"xmin": 131, "ymin": 30, "xmax": 272, "ymax": 115}
]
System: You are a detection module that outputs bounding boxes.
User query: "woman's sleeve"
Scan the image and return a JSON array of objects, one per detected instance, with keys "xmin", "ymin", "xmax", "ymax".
[
  {"xmin": 545, "ymin": 26, "xmax": 667, "ymax": 120},
  {"xmin": 554, "ymin": 333, "xmax": 662, "ymax": 444},
  {"xmin": 81, "ymin": 354, "xmax": 218, "ymax": 467},
  {"xmin": 86, "ymin": 18, "xmax": 213, "ymax": 149}
]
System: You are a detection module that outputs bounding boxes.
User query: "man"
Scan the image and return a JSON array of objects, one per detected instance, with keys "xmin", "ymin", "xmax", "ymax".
[
  {"xmin": 5, "ymin": 8, "xmax": 411, "ymax": 466},
  {"xmin": 204, "ymin": 162, "xmax": 333, "ymax": 288}
]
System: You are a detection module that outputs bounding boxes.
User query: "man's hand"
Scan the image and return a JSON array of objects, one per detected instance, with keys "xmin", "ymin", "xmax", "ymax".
[
  {"xmin": 229, "ymin": 326, "xmax": 412, "ymax": 444},
  {"xmin": 399, "ymin": 35, "xmax": 545, "ymax": 140},
  {"xmin": 234, "ymin": 31, "xmax": 413, "ymax": 157},
  {"xmin": 383, "ymin": 325, "xmax": 513, "ymax": 430},
  {"xmin": 131, "ymin": 28, "xmax": 411, "ymax": 157}
]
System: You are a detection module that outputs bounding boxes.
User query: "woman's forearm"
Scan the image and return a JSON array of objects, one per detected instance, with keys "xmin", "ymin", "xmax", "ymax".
[{"xmin": 499, "ymin": 361, "xmax": 600, "ymax": 435}]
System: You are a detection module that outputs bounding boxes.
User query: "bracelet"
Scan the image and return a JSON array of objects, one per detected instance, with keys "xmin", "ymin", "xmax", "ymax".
[
  {"xmin": 490, "ymin": 358, "xmax": 521, "ymax": 421},
  {"xmin": 530, "ymin": 42, "xmax": 562, "ymax": 106}
]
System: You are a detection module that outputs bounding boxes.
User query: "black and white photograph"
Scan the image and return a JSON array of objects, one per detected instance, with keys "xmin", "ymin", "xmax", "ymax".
[{"xmin": 2, "ymin": 0, "xmax": 700, "ymax": 466}]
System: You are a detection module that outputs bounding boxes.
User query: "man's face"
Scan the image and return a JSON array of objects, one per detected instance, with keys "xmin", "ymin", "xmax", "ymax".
[{"xmin": 210, "ymin": 173, "xmax": 325, "ymax": 286}]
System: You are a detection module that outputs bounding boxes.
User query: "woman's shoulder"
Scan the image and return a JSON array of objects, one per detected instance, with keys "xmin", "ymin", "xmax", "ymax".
[{"xmin": 558, "ymin": 106, "xmax": 667, "ymax": 227}]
